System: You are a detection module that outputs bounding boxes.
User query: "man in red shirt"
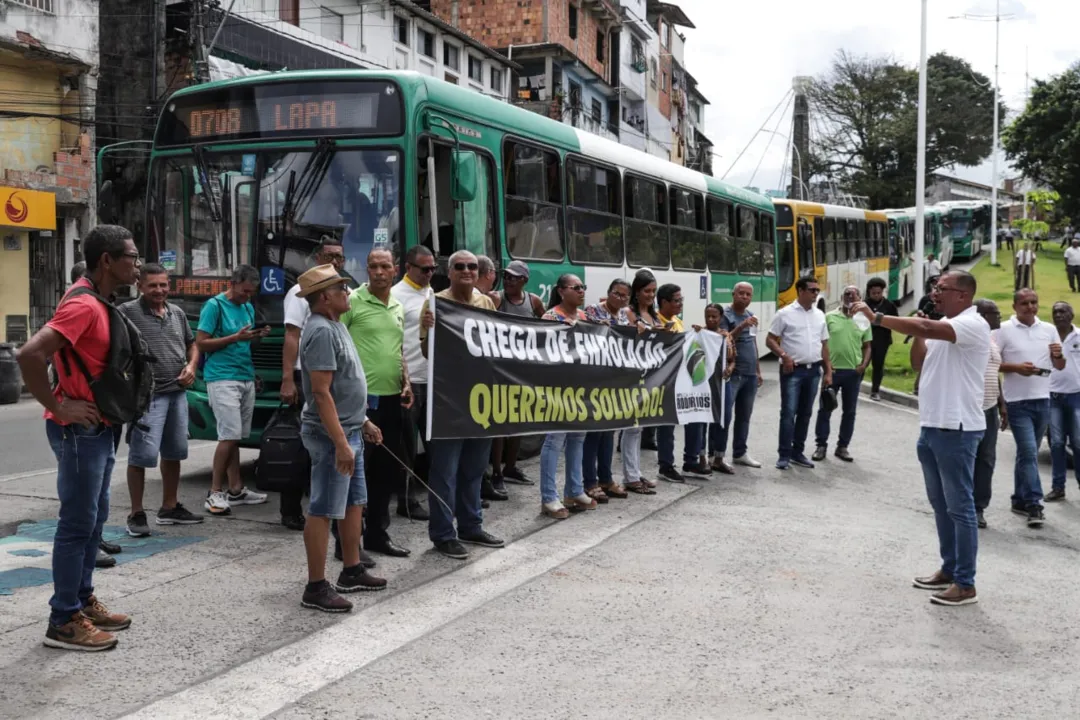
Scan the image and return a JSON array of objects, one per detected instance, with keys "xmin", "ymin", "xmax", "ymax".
[{"xmin": 17, "ymin": 225, "xmax": 141, "ymax": 652}]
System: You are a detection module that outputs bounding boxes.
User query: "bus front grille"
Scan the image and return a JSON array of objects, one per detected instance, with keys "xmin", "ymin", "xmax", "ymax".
[{"xmin": 251, "ymin": 342, "xmax": 283, "ymax": 371}]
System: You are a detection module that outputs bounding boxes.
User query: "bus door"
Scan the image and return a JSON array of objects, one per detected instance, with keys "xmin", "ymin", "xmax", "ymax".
[{"xmin": 796, "ymin": 217, "xmax": 814, "ymax": 282}]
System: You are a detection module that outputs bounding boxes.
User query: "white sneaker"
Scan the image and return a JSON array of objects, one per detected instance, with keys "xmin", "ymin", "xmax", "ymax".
[
  {"xmin": 733, "ymin": 454, "xmax": 762, "ymax": 468},
  {"xmin": 226, "ymin": 486, "xmax": 268, "ymax": 506},
  {"xmin": 204, "ymin": 490, "xmax": 231, "ymax": 516}
]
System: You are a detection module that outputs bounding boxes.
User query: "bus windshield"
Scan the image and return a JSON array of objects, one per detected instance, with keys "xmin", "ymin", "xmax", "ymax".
[
  {"xmin": 149, "ymin": 146, "xmax": 401, "ymax": 322},
  {"xmin": 950, "ymin": 213, "xmax": 970, "ymax": 238}
]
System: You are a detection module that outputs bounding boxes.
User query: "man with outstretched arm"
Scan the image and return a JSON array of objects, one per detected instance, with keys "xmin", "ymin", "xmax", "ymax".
[{"xmin": 851, "ymin": 270, "xmax": 989, "ymax": 607}]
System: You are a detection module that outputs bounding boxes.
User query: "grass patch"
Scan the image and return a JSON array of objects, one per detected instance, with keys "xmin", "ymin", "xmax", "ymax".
[{"xmin": 878, "ymin": 242, "xmax": 1072, "ymax": 395}]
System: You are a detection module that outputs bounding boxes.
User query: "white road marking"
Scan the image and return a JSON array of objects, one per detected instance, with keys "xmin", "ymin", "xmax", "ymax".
[
  {"xmin": 116, "ymin": 484, "xmax": 698, "ymax": 720},
  {"xmin": 0, "ymin": 441, "xmax": 218, "ymax": 485}
]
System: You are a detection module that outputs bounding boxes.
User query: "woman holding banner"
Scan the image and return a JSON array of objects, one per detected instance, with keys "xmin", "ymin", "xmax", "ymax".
[
  {"xmin": 622, "ymin": 271, "xmax": 662, "ymax": 495},
  {"xmin": 582, "ymin": 279, "xmax": 637, "ymax": 503},
  {"xmin": 539, "ymin": 274, "xmax": 597, "ymax": 519}
]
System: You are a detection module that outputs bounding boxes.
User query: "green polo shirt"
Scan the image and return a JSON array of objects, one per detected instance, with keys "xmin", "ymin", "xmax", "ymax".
[
  {"xmin": 825, "ymin": 309, "xmax": 872, "ymax": 370},
  {"xmin": 341, "ymin": 284, "xmax": 405, "ymax": 396}
]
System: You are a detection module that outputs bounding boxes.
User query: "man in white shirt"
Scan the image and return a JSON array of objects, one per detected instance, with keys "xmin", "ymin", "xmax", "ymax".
[
  {"xmin": 925, "ymin": 253, "xmax": 942, "ymax": 292},
  {"xmin": 390, "ymin": 244, "xmax": 436, "ymax": 520},
  {"xmin": 1047, "ymin": 301, "xmax": 1080, "ymax": 501},
  {"xmin": 1015, "ymin": 243, "xmax": 1036, "ymax": 291},
  {"xmin": 973, "ymin": 299, "xmax": 1006, "ymax": 530},
  {"xmin": 279, "ymin": 239, "xmax": 347, "ymax": 533},
  {"xmin": 996, "ymin": 288, "xmax": 1064, "ymax": 526},
  {"xmin": 1064, "ymin": 239, "xmax": 1080, "ymax": 292},
  {"xmin": 853, "ymin": 270, "xmax": 989, "ymax": 607},
  {"xmin": 766, "ymin": 276, "xmax": 832, "ymax": 470}
]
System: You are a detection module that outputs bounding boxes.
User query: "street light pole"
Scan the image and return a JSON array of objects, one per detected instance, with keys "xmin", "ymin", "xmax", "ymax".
[
  {"xmin": 914, "ymin": 0, "xmax": 928, "ymax": 291},
  {"xmin": 990, "ymin": 0, "xmax": 1000, "ymax": 265}
]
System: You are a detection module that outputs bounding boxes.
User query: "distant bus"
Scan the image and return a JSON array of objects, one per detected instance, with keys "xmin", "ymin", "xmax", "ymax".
[
  {"xmin": 937, "ymin": 200, "xmax": 990, "ymax": 260},
  {"xmin": 884, "ymin": 207, "xmax": 952, "ymax": 299},
  {"xmin": 772, "ymin": 200, "xmax": 889, "ymax": 311}
]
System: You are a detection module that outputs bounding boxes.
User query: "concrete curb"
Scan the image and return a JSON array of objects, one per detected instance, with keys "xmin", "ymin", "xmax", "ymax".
[{"xmin": 859, "ymin": 380, "xmax": 919, "ymax": 410}]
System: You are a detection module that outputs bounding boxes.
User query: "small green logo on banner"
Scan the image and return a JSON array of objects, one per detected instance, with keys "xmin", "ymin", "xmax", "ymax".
[{"xmin": 686, "ymin": 340, "xmax": 707, "ymax": 386}]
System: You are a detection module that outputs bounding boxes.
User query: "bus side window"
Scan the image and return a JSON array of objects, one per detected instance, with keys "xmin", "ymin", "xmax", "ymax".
[
  {"xmin": 814, "ymin": 217, "xmax": 825, "ymax": 266},
  {"xmin": 848, "ymin": 220, "xmax": 858, "ymax": 260},
  {"xmin": 857, "ymin": 220, "xmax": 867, "ymax": 260},
  {"xmin": 706, "ymin": 198, "xmax": 735, "ymax": 272},
  {"xmin": 566, "ymin": 157, "xmax": 622, "ymax": 266},
  {"xmin": 670, "ymin": 187, "xmax": 705, "ymax": 271},
  {"xmin": 736, "ymin": 206, "xmax": 760, "ymax": 275},
  {"xmin": 760, "ymin": 213, "xmax": 775, "ymax": 277},
  {"xmin": 824, "ymin": 217, "xmax": 836, "ymax": 265},
  {"xmin": 796, "ymin": 219, "xmax": 814, "ymax": 277},
  {"xmin": 625, "ymin": 175, "xmax": 669, "ymax": 269},
  {"xmin": 453, "ymin": 153, "xmax": 498, "ymax": 267},
  {"xmin": 503, "ymin": 140, "xmax": 564, "ymax": 262}
]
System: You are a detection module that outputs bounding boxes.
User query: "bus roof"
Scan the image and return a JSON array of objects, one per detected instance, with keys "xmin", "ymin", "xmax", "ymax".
[
  {"xmin": 162, "ymin": 69, "xmax": 773, "ymax": 212},
  {"xmin": 772, "ymin": 199, "xmax": 887, "ymax": 221},
  {"xmin": 934, "ymin": 200, "xmax": 991, "ymax": 211}
]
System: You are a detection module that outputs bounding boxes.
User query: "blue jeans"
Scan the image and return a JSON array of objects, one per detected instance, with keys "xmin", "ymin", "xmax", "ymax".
[
  {"xmin": 582, "ymin": 431, "xmax": 614, "ymax": 489},
  {"xmin": 1050, "ymin": 392, "xmax": 1080, "ymax": 491},
  {"xmin": 427, "ymin": 438, "xmax": 491, "ymax": 543},
  {"xmin": 710, "ymin": 373, "xmax": 758, "ymax": 459},
  {"xmin": 814, "ymin": 368, "xmax": 862, "ymax": 448},
  {"xmin": 1007, "ymin": 399, "xmax": 1049, "ymax": 507},
  {"xmin": 683, "ymin": 424, "xmax": 706, "ymax": 465},
  {"xmin": 540, "ymin": 432, "xmax": 586, "ymax": 504},
  {"xmin": 778, "ymin": 365, "xmax": 821, "ymax": 460},
  {"xmin": 917, "ymin": 427, "xmax": 982, "ymax": 588},
  {"xmin": 46, "ymin": 420, "xmax": 116, "ymax": 627},
  {"xmin": 657, "ymin": 425, "xmax": 675, "ymax": 469}
]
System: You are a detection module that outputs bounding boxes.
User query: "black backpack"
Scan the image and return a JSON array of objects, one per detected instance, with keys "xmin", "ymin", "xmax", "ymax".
[
  {"xmin": 55, "ymin": 287, "xmax": 156, "ymax": 427},
  {"xmin": 255, "ymin": 404, "xmax": 311, "ymax": 494}
]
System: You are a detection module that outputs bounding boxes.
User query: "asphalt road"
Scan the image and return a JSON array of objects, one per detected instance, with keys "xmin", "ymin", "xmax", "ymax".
[{"xmin": 2, "ymin": 357, "xmax": 1079, "ymax": 719}]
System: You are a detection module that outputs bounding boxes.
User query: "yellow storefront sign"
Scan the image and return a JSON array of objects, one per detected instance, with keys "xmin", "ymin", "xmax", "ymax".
[{"xmin": 0, "ymin": 186, "xmax": 55, "ymax": 230}]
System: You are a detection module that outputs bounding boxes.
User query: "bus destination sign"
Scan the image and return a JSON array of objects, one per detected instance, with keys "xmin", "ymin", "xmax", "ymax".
[{"xmin": 158, "ymin": 80, "xmax": 403, "ymax": 146}]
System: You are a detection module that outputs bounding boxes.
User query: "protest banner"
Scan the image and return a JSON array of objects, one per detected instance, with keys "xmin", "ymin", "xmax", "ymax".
[{"xmin": 426, "ymin": 297, "xmax": 726, "ymax": 440}]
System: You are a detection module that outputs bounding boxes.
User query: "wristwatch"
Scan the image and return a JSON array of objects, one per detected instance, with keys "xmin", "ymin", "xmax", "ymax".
[{"xmin": 872, "ymin": 312, "xmax": 884, "ymax": 327}]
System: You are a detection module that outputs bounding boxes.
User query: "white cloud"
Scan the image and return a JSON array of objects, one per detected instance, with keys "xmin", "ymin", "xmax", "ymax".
[{"xmin": 676, "ymin": 0, "xmax": 1078, "ymax": 195}]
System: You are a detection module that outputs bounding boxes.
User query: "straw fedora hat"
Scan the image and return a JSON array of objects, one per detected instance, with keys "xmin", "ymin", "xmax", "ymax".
[{"xmin": 296, "ymin": 264, "xmax": 348, "ymax": 298}]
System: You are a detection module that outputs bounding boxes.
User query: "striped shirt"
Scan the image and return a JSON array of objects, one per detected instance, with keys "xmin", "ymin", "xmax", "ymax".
[
  {"xmin": 983, "ymin": 335, "xmax": 1002, "ymax": 411},
  {"xmin": 119, "ymin": 297, "xmax": 194, "ymax": 394}
]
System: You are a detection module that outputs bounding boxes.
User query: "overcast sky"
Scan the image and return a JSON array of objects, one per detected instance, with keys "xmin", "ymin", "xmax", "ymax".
[{"xmin": 676, "ymin": 0, "xmax": 1075, "ymax": 194}]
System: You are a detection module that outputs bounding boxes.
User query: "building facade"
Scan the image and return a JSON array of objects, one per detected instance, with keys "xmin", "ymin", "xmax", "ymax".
[{"xmin": 0, "ymin": 0, "xmax": 99, "ymax": 343}]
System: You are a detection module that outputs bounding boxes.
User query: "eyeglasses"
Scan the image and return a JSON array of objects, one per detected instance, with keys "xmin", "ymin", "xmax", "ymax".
[
  {"xmin": 610, "ymin": 291, "xmax": 629, "ymax": 300},
  {"xmin": 452, "ymin": 262, "xmax": 479, "ymax": 272},
  {"xmin": 321, "ymin": 253, "xmax": 345, "ymax": 263},
  {"xmin": 561, "ymin": 284, "xmax": 587, "ymax": 292},
  {"xmin": 120, "ymin": 252, "xmax": 141, "ymax": 261},
  {"xmin": 933, "ymin": 286, "xmax": 963, "ymax": 295}
]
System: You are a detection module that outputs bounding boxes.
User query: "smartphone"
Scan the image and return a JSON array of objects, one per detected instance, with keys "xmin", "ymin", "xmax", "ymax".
[{"xmin": 1037, "ymin": 368, "xmax": 1052, "ymax": 377}]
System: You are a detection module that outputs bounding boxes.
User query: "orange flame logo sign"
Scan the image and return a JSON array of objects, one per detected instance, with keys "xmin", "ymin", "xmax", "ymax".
[{"xmin": 4, "ymin": 193, "xmax": 29, "ymax": 224}]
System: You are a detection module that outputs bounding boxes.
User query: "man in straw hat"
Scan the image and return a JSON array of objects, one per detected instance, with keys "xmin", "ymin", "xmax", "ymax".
[{"xmin": 296, "ymin": 264, "xmax": 387, "ymax": 612}]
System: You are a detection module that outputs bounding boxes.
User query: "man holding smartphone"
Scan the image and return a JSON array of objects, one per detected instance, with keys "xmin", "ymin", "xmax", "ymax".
[{"xmin": 996, "ymin": 288, "xmax": 1065, "ymax": 527}]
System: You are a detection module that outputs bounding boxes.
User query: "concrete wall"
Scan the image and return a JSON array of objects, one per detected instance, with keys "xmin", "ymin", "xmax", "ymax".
[{"xmin": 0, "ymin": 0, "xmax": 99, "ymax": 68}]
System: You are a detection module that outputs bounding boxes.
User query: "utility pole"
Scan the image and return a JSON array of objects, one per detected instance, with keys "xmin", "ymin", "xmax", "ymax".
[
  {"xmin": 914, "ymin": 0, "xmax": 928, "ymax": 291},
  {"xmin": 791, "ymin": 76, "xmax": 811, "ymax": 201},
  {"xmin": 192, "ymin": 0, "xmax": 210, "ymax": 84},
  {"xmin": 989, "ymin": 0, "xmax": 1001, "ymax": 265}
]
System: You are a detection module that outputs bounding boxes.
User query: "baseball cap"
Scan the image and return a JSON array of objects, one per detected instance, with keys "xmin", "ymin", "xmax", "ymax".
[{"xmin": 504, "ymin": 260, "xmax": 530, "ymax": 279}]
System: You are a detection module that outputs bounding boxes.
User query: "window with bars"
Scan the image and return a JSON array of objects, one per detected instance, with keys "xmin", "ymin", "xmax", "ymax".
[{"xmin": 9, "ymin": 0, "xmax": 54, "ymax": 12}]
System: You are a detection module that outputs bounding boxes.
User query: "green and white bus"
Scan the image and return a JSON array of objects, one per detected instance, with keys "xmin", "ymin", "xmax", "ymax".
[
  {"xmin": 884, "ymin": 206, "xmax": 953, "ymax": 301},
  {"xmin": 936, "ymin": 200, "xmax": 990, "ymax": 261},
  {"xmin": 138, "ymin": 70, "xmax": 778, "ymax": 444}
]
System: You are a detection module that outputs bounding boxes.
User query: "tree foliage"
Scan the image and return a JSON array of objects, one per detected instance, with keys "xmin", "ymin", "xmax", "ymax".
[
  {"xmin": 807, "ymin": 51, "xmax": 1004, "ymax": 209},
  {"xmin": 1003, "ymin": 64, "xmax": 1080, "ymax": 222}
]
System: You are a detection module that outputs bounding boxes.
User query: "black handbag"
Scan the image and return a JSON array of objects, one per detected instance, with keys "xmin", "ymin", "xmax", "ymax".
[
  {"xmin": 820, "ymin": 383, "xmax": 838, "ymax": 413},
  {"xmin": 255, "ymin": 404, "xmax": 311, "ymax": 494}
]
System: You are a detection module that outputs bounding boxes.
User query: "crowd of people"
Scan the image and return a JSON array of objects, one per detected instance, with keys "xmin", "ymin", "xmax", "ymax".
[{"xmin": 17, "ymin": 223, "xmax": 1080, "ymax": 650}]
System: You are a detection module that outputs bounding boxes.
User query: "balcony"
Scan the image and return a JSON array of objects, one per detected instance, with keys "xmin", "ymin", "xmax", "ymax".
[
  {"xmin": 582, "ymin": 0, "xmax": 622, "ymax": 25},
  {"xmin": 569, "ymin": 110, "xmax": 619, "ymax": 143}
]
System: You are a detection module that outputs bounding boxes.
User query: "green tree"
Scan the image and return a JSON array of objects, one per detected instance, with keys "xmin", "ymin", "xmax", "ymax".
[
  {"xmin": 808, "ymin": 51, "xmax": 1004, "ymax": 209},
  {"xmin": 1004, "ymin": 65, "xmax": 1080, "ymax": 221}
]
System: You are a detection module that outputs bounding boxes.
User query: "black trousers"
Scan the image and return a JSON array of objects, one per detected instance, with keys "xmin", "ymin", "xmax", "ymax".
[
  {"xmin": 869, "ymin": 342, "xmax": 889, "ymax": 393},
  {"xmin": 280, "ymin": 369, "xmax": 308, "ymax": 519},
  {"xmin": 403, "ymin": 383, "xmax": 430, "ymax": 489},
  {"xmin": 363, "ymin": 395, "xmax": 406, "ymax": 547}
]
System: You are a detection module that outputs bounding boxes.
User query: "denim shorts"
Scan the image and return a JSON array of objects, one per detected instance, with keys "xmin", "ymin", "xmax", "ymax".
[
  {"xmin": 128, "ymin": 391, "xmax": 189, "ymax": 468},
  {"xmin": 207, "ymin": 380, "xmax": 255, "ymax": 441},
  {"xmin": 301, "ymin": 425, "xmax": 367, "ymax": 519}
]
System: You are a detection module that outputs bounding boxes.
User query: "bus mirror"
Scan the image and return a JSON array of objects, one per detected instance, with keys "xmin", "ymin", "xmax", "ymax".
[{"xmin": 451, "ymin": 150, "xmax": 478, "ymax": 203}]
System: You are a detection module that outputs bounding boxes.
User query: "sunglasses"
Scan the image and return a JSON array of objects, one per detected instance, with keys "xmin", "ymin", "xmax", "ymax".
[
  {"xmin": 561, "ymin": 284, "xmax": 587, "ymax": 292},
  {"xmin": 411, "ymin": 264, "xmax": 437, "ymax": 274},
  {"xmin": 452, "ymin": 262, "xmax": 479, "ymax": 272}
]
